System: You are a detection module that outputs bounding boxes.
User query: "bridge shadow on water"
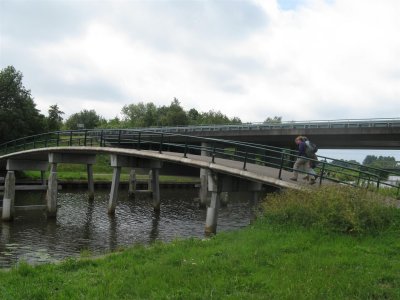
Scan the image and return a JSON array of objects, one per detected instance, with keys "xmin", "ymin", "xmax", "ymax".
[{"xmin": 0, "ymin": 187, "xmax": 264, "ymax": 268}]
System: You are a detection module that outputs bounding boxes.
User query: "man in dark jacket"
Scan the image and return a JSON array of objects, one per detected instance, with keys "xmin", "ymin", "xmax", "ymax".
[{"xmin": 290, "ymin": 136, "xmax": 316, "ymax": 184}]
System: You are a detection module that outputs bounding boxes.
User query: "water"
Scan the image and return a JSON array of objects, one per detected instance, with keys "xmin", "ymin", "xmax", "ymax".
[{"xmin": 0, "ymin": 188, "xmax": 262, "ymax": 268}]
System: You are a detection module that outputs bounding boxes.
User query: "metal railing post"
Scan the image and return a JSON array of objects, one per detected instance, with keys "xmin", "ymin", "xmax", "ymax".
[
  {"xmin": 118, "ymin": 130, "xmax": 121, "ymax": 146},
  {"xmin": 69, "ymin": 131, "xmax": 73, "ymax": 146},
  {"xmin": 33, "ymin": 136, "xmax": 36, "ymax": 149},
  {"xmin": 319, "ymin": 160, "xmax": 326, "ymax": 185},
  {"xmin": 278, "ymin": 151, "xmax": 284, "ymax": 179},
  {"xmin": 184, "ymin": 138, "xmax": 188, "ymax": 158},
  {"xmin": 84, "ymin": 130, "xmax": 87, "ymax": 146},
  {"xmin": 211, "ymin": 144, "xmax": 216, "ymax": 163},
  {"xmin": 57, "ymin": 132, "xmax": 60, "ymax": 146},
  {"xmin": 100, "ymin": 130, "xmax": 104, "ymax": 147},
  {"xmin": 243, "ymin": 152, "xmax": 248, "ymax": 170},
  {"xmin": 159, "ymin": 134, "xmax": 163, "ymax": 154}
]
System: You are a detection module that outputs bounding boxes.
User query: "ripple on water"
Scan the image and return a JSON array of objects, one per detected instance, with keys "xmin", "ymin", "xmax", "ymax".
[{"xmin": 0, "ymin": 188, "xmax": 262, "ymax": 268}]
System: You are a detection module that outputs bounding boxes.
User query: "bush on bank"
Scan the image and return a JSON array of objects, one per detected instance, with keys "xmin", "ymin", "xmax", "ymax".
[{"xmin": 262, "ymin": 185, "xmax": 400, "ymax": 234}]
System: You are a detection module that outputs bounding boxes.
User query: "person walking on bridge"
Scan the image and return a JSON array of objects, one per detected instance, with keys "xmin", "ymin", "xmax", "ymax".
[{"xmin": 290, "ymin": 136, "xmax": 316, "ymax": 184}]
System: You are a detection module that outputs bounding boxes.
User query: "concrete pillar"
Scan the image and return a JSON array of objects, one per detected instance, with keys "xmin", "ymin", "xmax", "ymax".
[
  {"xmin": 46, "ymin": 163, "xmax": 58, "ymax": 217},
  {"xmin": 199, "ymin": 142, "xmax": 209, "ymax": 207},
  {"xmin": 148, "ymin": 170, "xmax": 153, "ymax": 192},
  {"xmin": 128, "ymin": 169, "xmax": 137, "ymax": 197},
  {"xmin": 205, "ymin": 172, "xmax": 220, "ymax": 234},
  {"xmin": 205, "ymin": 191, "xmax": 220, "ymax": 234},
  {"xmin": 108, "ymin": 166, "xmax": 121, "ymax": 214},
  {"xmin": 151, "ymin": 168, "xmax": 160, "ymax": 211},
  {"xmin": 87, "ymin": 164, "xmax": 94, "ymax": 201},
  {"xmin": 2, "ymin": 171, "xmax": 16, "ymax": 221}
]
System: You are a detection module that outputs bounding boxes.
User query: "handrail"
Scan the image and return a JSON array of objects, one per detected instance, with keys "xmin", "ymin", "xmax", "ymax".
[{"xmin": 0, "ymin": 129, "xmax": 399, "ymax": 198}]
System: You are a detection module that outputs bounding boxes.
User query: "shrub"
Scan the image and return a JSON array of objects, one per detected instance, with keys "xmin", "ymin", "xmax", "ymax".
[{"xmin": 262, "ymin": 185, "xmax": 400, "ymax": 234}]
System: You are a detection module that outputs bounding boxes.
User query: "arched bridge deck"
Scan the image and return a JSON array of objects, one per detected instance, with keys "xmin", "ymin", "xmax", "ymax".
[{"xmin": 0, "ymin": 146, "xmax": 303, "ymax": 190}]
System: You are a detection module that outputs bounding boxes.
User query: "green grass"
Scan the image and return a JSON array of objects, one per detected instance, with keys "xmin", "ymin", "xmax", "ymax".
[
  {"xmin": 19, "ymin": 154, "xmax": 200, "ymax": 183},
  {"xmin": 1, "ymin": 186, "xmax": 399, "ymax": 299},
  {"xmin": 22, "ymin": 170, "xmax": 199, "ymax": 183}
]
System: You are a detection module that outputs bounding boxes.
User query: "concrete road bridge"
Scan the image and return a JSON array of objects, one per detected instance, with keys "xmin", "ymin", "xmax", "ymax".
[
  {"xmin": 1, "ymin": 129, "xmax": 399, "ymax": 233},
  {"xmin": 142, "ymin": 118, "xmax": 400, "ymax": 149}
]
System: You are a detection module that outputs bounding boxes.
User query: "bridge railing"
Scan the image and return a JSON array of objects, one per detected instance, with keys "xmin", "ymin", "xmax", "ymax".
[
  {"xmin": 139, "ymin": 117, "xmax": 400, "ymax": 133},
  {"xmin": 1, "ymin": 129, "xmax": 399, "ymax": 198}
]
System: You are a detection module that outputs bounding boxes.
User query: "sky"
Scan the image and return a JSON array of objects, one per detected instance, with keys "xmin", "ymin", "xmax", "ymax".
[{"xmin": 0, "ymin": 0, "xmax": 399, "ymax": 162}]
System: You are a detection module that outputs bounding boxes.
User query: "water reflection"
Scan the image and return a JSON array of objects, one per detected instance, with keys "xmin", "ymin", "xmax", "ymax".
[{"xmin": 0, "ymin": 188, "xmax": 262, "ymax": 268}]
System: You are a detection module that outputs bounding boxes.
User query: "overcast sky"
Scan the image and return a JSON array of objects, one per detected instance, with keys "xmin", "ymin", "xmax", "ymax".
[{"xmin": 1, "ymin": 0, "xmax": 399, "ymax": 161}]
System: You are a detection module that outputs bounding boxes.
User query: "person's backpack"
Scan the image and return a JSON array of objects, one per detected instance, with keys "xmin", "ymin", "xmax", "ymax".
[{"xmin": 305, "ymin": 140, "xmax": 318, "ymax": 157}]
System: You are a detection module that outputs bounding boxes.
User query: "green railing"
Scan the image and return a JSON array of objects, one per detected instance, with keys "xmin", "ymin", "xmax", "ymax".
[{"xmin": 1, "ymin": 129, "xmax": 399, "ymax": 197}]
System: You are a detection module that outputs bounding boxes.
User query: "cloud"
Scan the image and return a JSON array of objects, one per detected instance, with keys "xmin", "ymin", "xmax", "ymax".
[{"xmin": 1, "ymin": 0, "xmax": 399, "ymax": 122}]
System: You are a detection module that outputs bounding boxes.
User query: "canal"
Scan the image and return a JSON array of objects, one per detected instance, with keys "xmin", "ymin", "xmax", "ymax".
[{"xmin": 0, "ymin": 188, "xmax": 263, "ymax": 268}]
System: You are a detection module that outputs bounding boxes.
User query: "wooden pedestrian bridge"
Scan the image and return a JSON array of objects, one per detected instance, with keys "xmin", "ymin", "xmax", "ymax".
[{"xmin": 1, "ymin": 129, "xmax": 399, "ymax": 233}]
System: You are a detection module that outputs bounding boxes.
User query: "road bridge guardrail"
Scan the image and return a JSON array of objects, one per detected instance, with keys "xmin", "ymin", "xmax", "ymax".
[
  {"xmin": 141, "ymin": 117, "xmax": 400, "ymax": 133},
  {"xmin": 1, "ymin": 129, "xmax": 399, "ymax": 198}
]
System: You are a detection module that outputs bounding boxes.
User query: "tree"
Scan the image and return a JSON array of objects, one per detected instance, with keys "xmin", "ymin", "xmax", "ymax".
[
  {"xmin": 98, "ymin": 116, "xmax": 122, "ymax": 129},
  {"xmin": 121, "ymin": 102, "xmax": 158, "ymax": 128},
  {"xmin": 264, "ymin": 116, "xmax": 282, "ymax": 124},
  {"xmin": 363, "ymin": 155, "xmax": 397, "ymax": 169},
  {"xmin": 198, "ymin": 110, "xmax": 241, "ymax": 125},
  {"xmin": 158, "ymin": 98, "xmax": 189, "ymax": 126},
  {"xmin": 47, "ymin": 104, "xmax": 64, "ymax": 131},
  {"xmin": 0, "ymin": 66, "xmax": 46, "ymax": 143},
  {"xmin": 188, "ymin": 108, "xmax": 200, "ymax": 124},
  {"xmin": 64, "ymin": 109, "xmax": 103, "ymax": 130}
]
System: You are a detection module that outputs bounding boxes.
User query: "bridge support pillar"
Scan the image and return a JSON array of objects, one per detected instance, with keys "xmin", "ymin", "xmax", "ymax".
[
  {"xmin": 49, "ymin": 153, "xmax": 96, "ymax": 201},
  {"xmin": 109, "ymin": 154, "xmax": 162, "ymax": 213},
  {"xmin": 128, "ymin": 169, "xmax": 137, "ymax": 197},
  {"xmin": 2, "ymin": 171, "xmax": 16, "ymax": 222},
  {"xmin": 108, "ymin": 166, "xmax": 121, "ymax": 214},
  {"xmin": 151, "ymin": 168, "xmax": 160, "ymax": 211},
  {"xmin": 148, "ymin": 170, "xmax": 153, "ymax": 193},
  {"xmin": 46, "ymin": 163, "xmax": 58, "ymax": 217},
  {"xmin": 205, "ymin": 172, "xmax": 221, "ymax": 234},
  {"xmin": 87, "ymin": 164, "xmax": 94, "ymax": 201},
  {"xmin": 199, "ymin": 142, "xmax": 209, "ymax": 208}
]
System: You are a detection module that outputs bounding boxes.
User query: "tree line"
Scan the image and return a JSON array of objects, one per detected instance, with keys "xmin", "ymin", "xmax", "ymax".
[{"xmin": 0, "ymin": 66, "xmax": 244, "ymax": 144}]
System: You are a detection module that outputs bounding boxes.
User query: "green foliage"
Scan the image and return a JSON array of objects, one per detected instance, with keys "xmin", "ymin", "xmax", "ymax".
[
  {"xmin": 158, "ymin": 98, "xmax": 189, "ymax": 126},
  {"xmin": 64, "ymin": 109, "xmax": 104, "ymax": 130},
  {"xmin": 46, "ymin": 104, "xmax": 64, "ymax": 131},
  {"xmin": 121, "ymin": 101, "xmax": 158, "ymax": 128},
  {"xmin": 363, "ymin": 155, "xmax": 398, "ymax": 170},
  {"xmin": 262, "ymin": 186, "xmax": 400, "ymax": 234},
  {"xmin": 263, "ymin": 116, "xmax": 282, "ymax": 124},
  {"xmin": 98, "ymin": 116, "xmax": 122, "ymax": 128},
  {"xmin": 121, "ymin": 99, "xmax": 241, "ymax": 128},
  {"xmin": 0, "ymin": 66, "xmax": 46, "ymax": 143}
]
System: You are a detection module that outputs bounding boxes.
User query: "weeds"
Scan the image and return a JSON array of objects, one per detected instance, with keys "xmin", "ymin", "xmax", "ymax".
[{"xmin": 262, "ymin": 185, "xmax": 400, "ymax": 234}]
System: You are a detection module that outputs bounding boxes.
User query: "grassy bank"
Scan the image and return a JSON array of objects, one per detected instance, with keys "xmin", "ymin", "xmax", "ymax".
[{"xmin": 1, "ymin": 186, "xmax": 399, "ymax": 299}]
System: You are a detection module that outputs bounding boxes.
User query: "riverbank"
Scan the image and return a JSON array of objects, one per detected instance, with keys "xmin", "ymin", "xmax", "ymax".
[
  {"xmin": 0, "ymin": 186, "xmax": 399, "ymax": 299},
  {"xmin": 1, "ymin": 223, "xmax": 399, "ymax": 299}
]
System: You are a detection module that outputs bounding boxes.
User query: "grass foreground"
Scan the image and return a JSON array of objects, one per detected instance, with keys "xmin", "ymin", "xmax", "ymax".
[{"xmin": 1, "ymin": 186, "xmax": 399, "ymax": 299}]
